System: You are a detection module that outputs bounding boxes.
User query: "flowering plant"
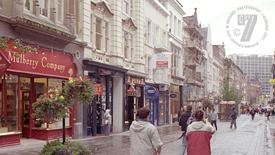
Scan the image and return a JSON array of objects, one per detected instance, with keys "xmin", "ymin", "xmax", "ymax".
[
  {"xmin": 32, "ymin": 88, "xmax": 68, "ymax": 124},
  {"xmin": 63, "ymin": 76, "xmax": 93, "ymax": 104}
]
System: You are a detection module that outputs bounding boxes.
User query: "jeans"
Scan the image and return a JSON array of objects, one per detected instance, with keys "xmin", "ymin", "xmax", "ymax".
[
  {"xmin": 179, "ymin": 135, "xmax": 187, "ymax": 155},
  {"xmin": 211, "ymin": 120, "xmax": 218, "ymax": 130},
  {"xmin": 230, "ymin": 119, "xmax": 237, "ymax": 129}
]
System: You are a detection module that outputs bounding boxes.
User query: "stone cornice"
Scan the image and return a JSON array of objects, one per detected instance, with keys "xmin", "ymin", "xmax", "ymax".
[
  {"xmin": 91, "ymin": 1, "xmax": 114, "ymax": 16},
  {"xmin": 147, "ymin": 0, "xmax": 170, "ymax": 17},
  {"xmin": 10, "ymin": 17, "xmax": 76, "ymax": 43}
]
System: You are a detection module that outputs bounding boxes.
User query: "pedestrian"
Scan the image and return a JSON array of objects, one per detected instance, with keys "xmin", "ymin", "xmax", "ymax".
[
  {"xmin": 178, "ymin": 105, "xmax": 192, "ymax": 155},
  {"xmin": 103, "ymin": 109, "xmax": 112, "ymax": 136},
  {"xmin": 210, "ymin": 108, "xmax": 218, "ymax": 131},
  {"xmin": 230, "ymin": 107, "xmax": 237, "ymax": 129},
  {"xmin": 186, "ymin": 110, "xmax": 215, "ymax": 155},
  {"xmin": 250, "ymin": 108, "xmax": 256, "ymax": 120},
  {"xmin": 130, "ymin": 107, "xmax": 163, "ymax": 155},
  {"xmin": 266, "ymin": 109, "xmax": 271, "ymax": 121}
]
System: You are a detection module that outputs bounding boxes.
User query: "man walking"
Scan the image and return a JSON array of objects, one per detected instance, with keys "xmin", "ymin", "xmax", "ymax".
[
  {"xmin": 178, "ymin": 105, "xmax": 192, "ymax": 155},
  {"xmin": 230, "ymin": 107, "xmax": 237, "ymax": 129},
  {"xmin": 250, "ymin": 108, "xmax": 256, "ymax": 120},
  {"xmin": 210, "ymin": 108, "xmax": 218, "ymax": 131},
  {"xmin": 130, "ymin": 107, "xmax": 163, "ymax": 155}
]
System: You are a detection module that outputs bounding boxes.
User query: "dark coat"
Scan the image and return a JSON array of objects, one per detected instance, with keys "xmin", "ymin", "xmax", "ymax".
[{"xmin": 179, "ymin": 111, "xmax": 192, "ymax": 132}]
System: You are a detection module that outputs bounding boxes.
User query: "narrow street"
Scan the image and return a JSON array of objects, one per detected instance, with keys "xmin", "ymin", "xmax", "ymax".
[{"xmin": 0, "ymin": 115, "xmax": 274, "ymax": 155}]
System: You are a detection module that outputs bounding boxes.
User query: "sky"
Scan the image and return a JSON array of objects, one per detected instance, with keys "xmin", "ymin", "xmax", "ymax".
[{"xmin": 178, "ymin": 0, "xmax": 275, "ymax": 56}]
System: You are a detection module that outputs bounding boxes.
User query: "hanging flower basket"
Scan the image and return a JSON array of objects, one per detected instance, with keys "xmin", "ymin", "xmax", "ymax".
[
  {"xmin": 63, "ymin": 76, "xmax": 93, "ymax": 104},
  {"xmin": 32, "ymin": 89, "xmax": 67, "ymax": 125}
]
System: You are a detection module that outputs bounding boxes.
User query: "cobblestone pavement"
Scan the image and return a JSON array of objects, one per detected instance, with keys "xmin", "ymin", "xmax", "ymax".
[{"xmin": 0, "ymin": 115, "xmax": 274, "ymax": 155}]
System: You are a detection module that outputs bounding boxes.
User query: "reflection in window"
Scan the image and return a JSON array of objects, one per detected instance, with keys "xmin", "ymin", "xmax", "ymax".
[
  {"xmin": 38, "ymin": 0, "xmax": 48, "ymax": 17},
  {"xmin": 96, "ymin": 18, "xmax": 102, "ymax": 50},
  {"xmin": 5, "ymin": 74, "xmax": 18, "ymax": 132}
]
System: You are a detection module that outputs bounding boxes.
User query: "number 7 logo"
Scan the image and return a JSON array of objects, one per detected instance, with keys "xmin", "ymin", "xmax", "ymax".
[{"xmin": 237, "ymin": 14, "xmax": 257, "ymax": 42}]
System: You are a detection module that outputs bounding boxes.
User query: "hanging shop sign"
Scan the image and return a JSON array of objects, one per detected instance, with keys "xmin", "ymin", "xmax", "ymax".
[
  {"xmin": 127, "ymin": 85, "xmax": 137, "ymax": 97},
  {"xmin": 145, "ymin": 85, "xmax": 158, "ymax": 99},
  {"xmin": 0, "ymin": 40, "xmax": 77, "ymax": 79},
  {"xmin": 94, "ymin": 83, "xmax": 104, "ymax": 96}
]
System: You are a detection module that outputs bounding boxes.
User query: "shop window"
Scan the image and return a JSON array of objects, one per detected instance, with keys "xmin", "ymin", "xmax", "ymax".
[
  {"xmin": 96, "ymin": 18, "xmax": 102, "ymax": 50},
  {"xmin": 56, "ymin": 0, "xmax": 64, "ymax": 23},
  {"xmin": 47, "ymin": 78, "xmax": 69, "ymax": 129},
  {"xmin": 0, "ymin": 78, "xmax": 3, "ymax": 131},
  {"xmin": 5, "ymin": 74, "xmax": 19, "ymax": 132}
]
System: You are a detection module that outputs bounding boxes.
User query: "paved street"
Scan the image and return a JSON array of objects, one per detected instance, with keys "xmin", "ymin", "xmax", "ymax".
[{"xmin": 0, "ymin": 115, "xmax": 274, "ymax": 155}]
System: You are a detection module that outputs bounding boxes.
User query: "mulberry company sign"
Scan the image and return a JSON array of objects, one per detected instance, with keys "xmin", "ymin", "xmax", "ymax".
[
  {"xmin": 0, "ymin": 42, "xmax": 77, "ymax": 79},
  {"xmin": 226, "ymin": 5, "xmax": 268, "ymax": 48}
]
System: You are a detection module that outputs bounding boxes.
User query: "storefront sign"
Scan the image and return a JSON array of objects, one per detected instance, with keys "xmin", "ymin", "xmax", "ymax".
[
  {"xmin": 127, "ymin": 76, "xmax": 145, "ymax": 85},
  {"xmin": 0, "ymin": 42, "xmax": 77, "ymax": 79},
  {"xmin": 0, "ymin": 52, "xmax": 10, "ymax": 77},
  {"xmin": 170, "ymin": 93, "xmax": 177, "ymax": 98},
  {"xmin": 156, "ymin": 61, "xmax": 168, "ymax": 68}
]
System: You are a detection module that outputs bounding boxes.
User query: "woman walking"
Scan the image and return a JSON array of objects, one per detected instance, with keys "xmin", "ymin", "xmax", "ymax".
[{"xmin": 103, "ymin": 109, "xmax": 112, "ymax": 136}]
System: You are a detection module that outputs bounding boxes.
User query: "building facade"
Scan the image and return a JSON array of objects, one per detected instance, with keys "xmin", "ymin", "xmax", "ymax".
[
  {"xmin": 182, "ymin": 8, "xmax": 204, "ymax": 110},
  {"xmin": 78, "ymin": 0, "xmax": 145, "ymax": 136},
  {"xmin": 0, "ymin": 0, "xmax": 82, "ymax": 146},
  {"xmin": 212, "ymin": 44, "xmax": 226, "ymax": 98},
  {"xmin": 229, "ymin": 54, "xmax": 272, "ymax": 96}
]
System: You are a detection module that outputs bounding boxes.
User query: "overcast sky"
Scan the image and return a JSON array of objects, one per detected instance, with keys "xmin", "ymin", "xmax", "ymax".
[{"xmin": 179, "ymin": 0, "xmax": 275, "ymax": 56}]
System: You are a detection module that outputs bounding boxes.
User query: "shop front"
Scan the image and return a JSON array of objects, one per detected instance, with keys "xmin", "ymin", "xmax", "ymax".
[
  {"xmin": 170, "ymin": 84, "xmax": 181, "ymax": 123},
  {"xmin": 83, "ymin": 60, "xmax": 126, "ymax": 136},
  {"xmin": 0, "ymin": 40, "xmax": 77, "ymax": 146},
  {"xmin": 124, "ymin": 76, "xmax": 145, "ymax": 129}
]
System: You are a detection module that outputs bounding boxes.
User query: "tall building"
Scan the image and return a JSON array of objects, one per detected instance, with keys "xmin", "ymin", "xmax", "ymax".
[{"xmin": 229, "ymin": 54, "xmax": 273, "ymax": 96}]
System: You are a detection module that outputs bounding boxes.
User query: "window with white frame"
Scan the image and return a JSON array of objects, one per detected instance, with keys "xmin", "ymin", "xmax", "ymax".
[
  {"xmin": 123, "ymin": 0, "xmax": 133, "ymax": 16},
  {"xmin": 169, "ymin": 12, "xmax": 173, "ymax": 32},
  {"xmin": 124, "ymin": 31, "xmax": 133, "ymax": 60},
  {"xmin": 96, "ymin": 18, "xmax": 102, "ymax": 50},
  {"xmin": 174, "ymin": 16, "xmax": 177, "ymax": 34},
  {"xmin": 24, "ymin": 0, "xmax": 33, "ymax": 12},
  {"xmin": 146, "ymin": 20, "xmax": 151, "ymax": 45},
  {"xmin": 105, "ymin": 22, "xmax": 109, "ymax": 52},
  {"xmin": 38, "ymin": 0, "xmax": 49, "ymax": 17},
  {"xmin": 171, "ymin": 45, "xmax": 181, "ymax": 76},
  {"xmin": 56, "ymin": 0, "xmax": 64, "ymax": 23}
]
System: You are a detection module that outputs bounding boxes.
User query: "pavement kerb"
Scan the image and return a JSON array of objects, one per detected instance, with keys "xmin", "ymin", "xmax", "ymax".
[{"xmin": 71, "ymin": 123, "xmax": 179, "ymax": 142}]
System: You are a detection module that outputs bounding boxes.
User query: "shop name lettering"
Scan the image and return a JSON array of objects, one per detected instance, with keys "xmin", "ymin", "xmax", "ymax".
[{"xmin": 8, "ymin": 51, "xmax": 65, "ymax": 73}]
